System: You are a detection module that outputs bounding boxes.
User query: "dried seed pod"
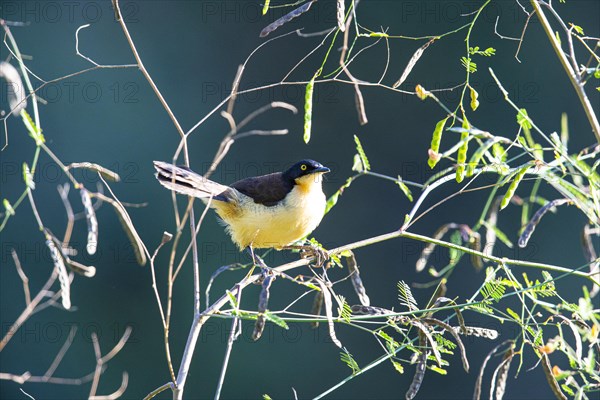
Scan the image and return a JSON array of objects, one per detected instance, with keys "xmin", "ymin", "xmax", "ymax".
[
  {"xmin": 422, "ymin": 317, "xmax": 469, "ymax": 372},
  {"xmin": 46, "ymin": 237, "xmax": 71, "ymax": 309},
  {"xmin": 405, "ymin": 335, "xmax": 427, "ymax": 400},
  {"xmin": 490, "ymin": 348, "xmax": 514, "ymax": 400},
  {"xmin": 336, "ymin": 0, "xmax": 345, "ymax": 31},
  {"xmin": 310, "ymin": 290, "xmax": 324, "ymax": 329},
  {"xmin": 110, "ymin": 199, "xmax": 146, "ymax": 265},
  {"xmin": 469, "ymin": 232, "xmax": 484, "ymax": 270},
  {"xmin": 519, "ymin": 199, "xmax": 571, "ymax": 248},
  {"xmin": 0, "ymin": 61, "xmax": 27, "ymax": 115},
  {"xmin": 259, "ymin": 0, "xmax": 314, "ymax": 38},
  {"xmin": 540, "ymin": 353, "xmax": 567, "ymax": 400},
  {"xmin": 393, "ymin": 39, "xmax": 434, "ymax": 89},
  {"xmin": 346, "ymin": 252, "xmax": 370, "ymax": 306},
  {"xmin": 454, "ymin": 326, "xmax": 499, "ymax": 340},
  {"xmin": 65, "ymin": 258, "xmax": 96, "ymax": 278},
  {"xmin": 416, "ymin": 224, "xmax": 454, "ymax": 271},
  {"xmin": 350, "ymin": 304, "xmax": 391, "ymax": 316},
  {"xmin": 80, "ymin": 188, "xmax": 98, "ymax": 255},
  {"xmin": 317, "ymin": 279, "xmax": 342, "ymax": 348},
  {"xmin": 69, "ymin": 162, "xmax": 121, "ymax": 182},
  {"xmin": 253, "ymin": 274, "xmax": 275, "ymax": 341}
]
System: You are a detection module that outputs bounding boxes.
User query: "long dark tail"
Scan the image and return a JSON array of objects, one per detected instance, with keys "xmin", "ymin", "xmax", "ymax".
[{"xmin": 153, "ymin": 161, "xmax": 231, "ymax": 202}]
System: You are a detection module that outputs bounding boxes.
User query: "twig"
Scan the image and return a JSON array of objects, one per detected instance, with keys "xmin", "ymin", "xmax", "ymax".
[
  {"xmin": 530, "ymin": 0, "xmax": 600, "ymax": 142},
  {"xmin": 0, "ymin": 269, "xmax": 58, "ymax": 351},
  {"xmin": 43, "ymin": 325, "xmax": 77, "ymax": 379},
  {"xmin": 11, "ymin": 249, "xmax": 31, "ymax": 306},
  {"xmin": 89, "ymin": 327, "xmax": 132, "ymax": 398},
  {"xmin": 214, "ymin": 284, "xmax": 243, "ymax": 400},
  {"xmin": 89, "ymin": 372, "xmax": 129, "ymax": 400}
]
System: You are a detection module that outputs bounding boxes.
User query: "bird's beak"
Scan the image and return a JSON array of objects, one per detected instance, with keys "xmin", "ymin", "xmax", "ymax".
[{"xmin": 312, "ymin": 166, "xmax": 330, "ymax": 174}]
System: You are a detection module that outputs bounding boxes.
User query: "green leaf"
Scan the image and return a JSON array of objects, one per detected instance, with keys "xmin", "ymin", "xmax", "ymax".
[
  {"xmin": 506, "ymin": 307, "xmax": 521, "ymax": 322},
  {"xmin": 428, "ymin": 117, "xmax": 448, "ymax": 168},
  {"xmin": 21, "ymin": 109, "xmax": 45, "ymax": 146},
  {"xmin": 3, "ymin": 199, "xmax": 15, "ymax": 216},
  {"xmin": 460, "ymin": 57, "xmax": 477, "ymax": 73},
  {"xmin": 264, "ymin": 311, "xmax": 289, "ymax": 329},
  {"xmin": 469, "ymin": 87, "xmax": 479, "ymax": 111},
  {"xmin": 353, "ymin": 135, "xmax": 370, "ymax": 171},
  {"xmin": 226, "ymin": 290, "xmax": 238, "ymax": 308},
  {"xmin": 469, "ymin": 46, "xmax": 496, "ymax": 56},
  {"xmin": 481, "ymin": 279, "xmax": 506, "ymax": 302},
  {"xmin": 392, "ymin": 361, "xmax": 404, "ymax": 374},
  {"xmin": 516, "ymin": 108, "xmax": 532, "ymax": 129},
  {"xmin": 516, "ymin": 109, "xmax": 535, "ymax": 147},
  {"xmin": 397, "ymin": 280, "xmax": 418, "ymax": 311},
  {"xmin": 429, "ymin": 365, "xmax": 447, "ymax": 375},
  {"xmin": 570, "ymin": 23, "xmax": 584, "ymax": 35},
  {"xmin": 324, "ymin": 177, "xmax": 354, "ymax": 215},
  {"xmin": 378, "ymin": 331, "xmax": 400, "ymax": 352},
  {"xmin": 483, "ymin": 221, "xmax": 514, "ymax": 248},
  {"xmin": 303, "ymin": 72, "xmax": 317, "ymax": 144},
  {"xmin": 492, "ymin": 142, "xmax": 507, "ymax": 163},
  {"xmin": 396, "ymin": 176, "xmax": 413, "ymax": 202},
  {"xmin": 263, "ymin": 395, "xmax": 273, "ymax": 400},
  {"xmin": 340, "ymin": 349, "xmax": 360, "ymax": 374},
  {"xmin": 338, "ymin": 296, "xmax": 352, "ymax": 323},
  {"xmin": 22, "ymin": 162, "xmax": 35, "ymax": 190}
]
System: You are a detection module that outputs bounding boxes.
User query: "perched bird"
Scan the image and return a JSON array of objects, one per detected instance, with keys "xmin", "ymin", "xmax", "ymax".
[{"xmin": 153, "ymin": 160, "xmax": 330, "ymax": 251}]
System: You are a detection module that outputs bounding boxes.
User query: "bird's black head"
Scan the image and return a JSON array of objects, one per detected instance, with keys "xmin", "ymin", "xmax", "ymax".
[{"xmin": 283, "ymin": 159, "xmax": 330, "ymax": 181}]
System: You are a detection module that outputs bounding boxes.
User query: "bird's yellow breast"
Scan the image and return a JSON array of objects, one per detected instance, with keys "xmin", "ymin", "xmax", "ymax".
[{"xmin": 212, "ymin": 174, "xmax": 326, "ymax": 249}]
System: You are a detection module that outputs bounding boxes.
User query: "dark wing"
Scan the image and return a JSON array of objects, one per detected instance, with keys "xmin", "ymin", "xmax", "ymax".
[{"xmin": 230, "ymin": 172, "xmax": 293, "ymax": 206}]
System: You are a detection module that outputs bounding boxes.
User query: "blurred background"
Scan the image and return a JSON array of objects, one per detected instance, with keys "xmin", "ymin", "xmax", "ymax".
[{"xmin": 1, "ymin": 1, "xmax": 599, "ymax": 399}]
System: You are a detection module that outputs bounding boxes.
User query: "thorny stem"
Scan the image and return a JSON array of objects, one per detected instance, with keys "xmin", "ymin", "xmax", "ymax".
[{"xmin": 529, "ymin": 0, "xmax": 600, "ymax": 143}]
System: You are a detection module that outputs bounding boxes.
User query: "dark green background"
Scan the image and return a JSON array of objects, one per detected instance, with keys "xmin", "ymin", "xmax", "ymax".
[{"xmin": 1, "ymin": 1, "xmax": 599, "ymax": 399}]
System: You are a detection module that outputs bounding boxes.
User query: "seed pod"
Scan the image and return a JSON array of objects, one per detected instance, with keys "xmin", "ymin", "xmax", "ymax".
[
  {"xmin": 253, "ymin": 274, "xmax": 275, "ymax": 341},
  {"xmin": 491, "ymin": 348, "xmax": 514, "ymax": 400},
  {"xmin": 455, "ymin": 117, "xmax": 470, "ymax": 183},
  {"xmin": 65, "ymin": 258, "xmax": 96, "ymax": 278},
  {"xmin": 350, "ymin": 304, "xmax": 391, "ymax": 316},
  {"xmin": 336, "ymin": 0, "xmax": 345, "ymax": 31},
  {"xmin": 0, "ymin": 61, "xmax": 27, "ymax": 115},
  {"xmin": 346, "ymin": 252, "xmax": 370, "ymax": 306},
  {"xmin": 519, "ymin": 199, "xmax": 570, "ymax": 247},
  {"xmin": 80, "ymin": 188, "xmax": 98, "ymax": 255},
  {"xmin": 454, "ymin": 326, "xmax": 499, "ymax": 340},
  {"xmin": 259, "ymin": 0, "xmax": 314, "ymax": 38},
  {"xmin": 46, "ymin": 237, "xmax": 71, "ymax": 309},
  {"xmin": 406, "ymin": 335, "xmax": 427, "ymax": 400},
  {"xmin": 500, "ymin": 165, "xmax": 530, "ymax": 210},
  {"xmin": 69, "ymin": 162, "xmax": 120, "ymax": 182},
  {"xmin": 303, "ymin": 72, "xmax": 316, "ymax": 143},
  {"xmin": 469, "ymin": 232, "xmax": 484, "ymax": 270},
  {"xmin": 394, "ymin": 39, "xmax": 434, "ymax": 89},
  {"xmin": 310, "ymin": 290, "xmax": 324, "ymax": 329},
  {"xmin": 428, "ymin": 116, "xmax": 448, "ymax": 169}
]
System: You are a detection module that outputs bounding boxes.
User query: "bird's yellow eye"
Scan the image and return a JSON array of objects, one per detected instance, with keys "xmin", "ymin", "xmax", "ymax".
[{"xmin": 300, "ymin": 164, "xmax": 307, "ymax": 171}]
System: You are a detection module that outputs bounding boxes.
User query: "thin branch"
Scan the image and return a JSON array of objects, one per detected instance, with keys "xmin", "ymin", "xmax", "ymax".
[
  {"xmin": 11, "ymin": 249, "xmax": 31, "ymax": 306},
  {"xmin": 43, "ymin": 325, "xmax": 77, "ymax": 378},
  {"xmin": 530, "ymin": 0, "xmax": 600, "ymax": 142}
]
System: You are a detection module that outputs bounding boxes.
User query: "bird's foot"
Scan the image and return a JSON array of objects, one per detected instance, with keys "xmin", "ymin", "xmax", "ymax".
[{"xmin": 284, "ymin": 244, "xmax": 329, "ymax": 267}]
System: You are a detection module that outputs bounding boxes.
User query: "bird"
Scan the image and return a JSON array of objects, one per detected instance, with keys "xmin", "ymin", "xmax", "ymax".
[{"xmin": 153, "ymin": 160, "xmax": 330, "ymax": 254}]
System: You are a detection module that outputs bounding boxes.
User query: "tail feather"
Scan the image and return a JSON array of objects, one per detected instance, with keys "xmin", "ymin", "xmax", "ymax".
[{"xmin": 153, "ymin": 161, "xmax": 231, "ymax": 202}]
